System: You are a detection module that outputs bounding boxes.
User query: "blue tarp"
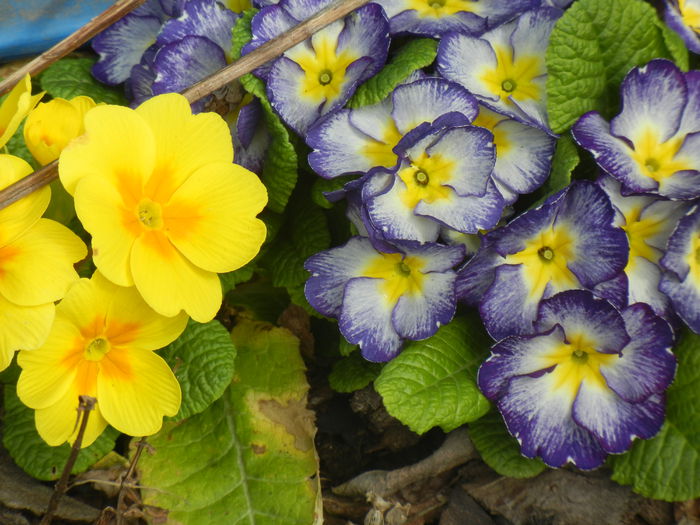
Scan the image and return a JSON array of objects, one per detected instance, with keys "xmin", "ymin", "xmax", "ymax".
[{"xmin": 0, "ymin": 0, "xmax": 114, "ymax": 61}]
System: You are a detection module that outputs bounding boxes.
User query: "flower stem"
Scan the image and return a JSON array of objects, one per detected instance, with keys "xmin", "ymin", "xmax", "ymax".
[
  {"xmin": 40, "ymin": 395, "xmax": 96, "ymax": 525},
  {"xmin": 115, "ymin": 437, "xmax": 149, "ymax": 525},
  {"xmin": 0, "ymin": 0, "xmax": 149, "ymax": 96}
]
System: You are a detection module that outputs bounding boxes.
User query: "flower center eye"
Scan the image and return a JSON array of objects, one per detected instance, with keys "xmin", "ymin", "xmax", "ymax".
[
  {"xmin": 396, "ymin": 261, "xmax": 412, "ymax": 276},
  {"xmin": 414, "ymin": 170, "xmax": 429, "ymax": 186},
  {"xmin": 501, "ymin": 79, "xmax": 517, "ymax": 93},
  {"xmin": 318, "ymin": 69, "xmax": 333, "ymax": 86},
  {"xmin": 571, "ymin": 348, "xmax": 589, "ymax": 364},
  {"xmin": 538, "ymin": 246, "xmax": 554, "ymax": 262},
  {"xmin": 644, "ymin": 158, "xmax": 660, "ymax": 172},
  {"xmin": 137, "ymin": 199, "xmax": 163, "ymax": 229},
  {"xmin": 84, "ymin": 337, "xmax": 110, "ymax": 361}
]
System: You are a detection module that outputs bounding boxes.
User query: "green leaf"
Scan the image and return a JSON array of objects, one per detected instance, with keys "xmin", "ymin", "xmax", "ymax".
[
  {"xmin": 3, "ymin": 386, "xmax": 118, "ymax": 481},
  {"xmin": 232, "ymin": 9, "xmax": 298, "ymax": 213},
  {"xmin": 611, "ymin": 329, "xmax": 700, "ymax": 501},
  {"xmin": 374, "ymin": 315, "xmax": 492, "ymax": 434},
  {"xmin": 262, "ymin": 199, "xmax": 330, "ymax": 289},
  {"xmin": 220, "ymin": 263, "xmax": 256, "ymax": 295},
  {"xmin": 546, "ymin": 0, "xmax": 674, "ymax": 133},
  {"xmin": 348, "ymin": 38, "xmax": 438, "ymax": 108},
  {"xmin": 287, "ymin": 282, "xmax": 324, "ymax": 319},
  {"xmin": 310, "ymin": 174, "xmax": 358, "ymax": 209},
  {"xmin": 139, "ymin": 321, "xmax": 321, "ymax": 524},
  {"xmin": 5, "ymin": 120, "xmax": 39, "ymax": 170},
  {"xmin": 160, "ymin": 319, "xmax": 236, "ymax": 421},
  {"xmin": 469, "ymin": 410, "xmax": 546, "ymax": 479},
  {"xmin": 44, "ymin": 179, "xmax": 76, "ymax": 225},
  {"xmin": 339, "ymin": 338, "xmax": 358, "ymax": 357},
  {"xmin": 329, "ymin": 353, "xmax": 383, "ymax": 393},
  {"xmin": 657, "ymin": 19, "xmax": 690, "ymax": 71},
  {"xmin": 39, "ymin": 57, "xmax": 127, "ymax": 105},
  {"xmin": 530, "ymin": 134, "xmax": 579, "ymax": 207}
]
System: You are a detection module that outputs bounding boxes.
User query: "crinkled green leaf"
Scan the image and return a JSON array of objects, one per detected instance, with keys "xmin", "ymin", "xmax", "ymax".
[
  {"xmin": 329, "ymin": 353, "xmax": 383, "ymax": 393},
  {"xmin": 546, "ymin": 0, "xmax": 674, "ymax": 133},
  {"xmin": 262, "ymin": 199, "xmax": 330, "ymax": 289},
  {"xmin": 39, "ymin": 57, "xmax": 127, "ymax": 105},
  {"xmin": 348, "ymin": 38, "xmax": 438, "ymax": 108},
  {"xmin": 221, "ymin": 263, "xmax": 256, "ymax": 295},
  {"xmin": 610, "ymin": 329, "xmax": 700, "ymax": 501},
  {"xmin": 5, "ymin": 120, "xmax": 39, "ymax": 169},
  {"xmin": 656, "ymin": 18, "xmax": 690, "ymax": 71},
  {"xmin": 232, "ymin": 10, "xmax": 298, "ymax": 213},
  {"xmin": 226, "ymin": 279, "xmax": 290, "ymax": 323},
  {"xmin": 469, "ymin": 410, "xmax": 546, "ymax": 479},
  {"xmin": 3, "ymin": 386, "xmax": 118, "ymax": 481},
  {"xmin": 310, "ymin": 175, "xmax": 358, "ymax": 209},
  {"xmin": 530, "ymin": 134, "xmax": 579, "ymax": 207},
  {"xmin": 374, "ymin": 315, "xmax": 492, "ymax": 434},
  {"xmin": 339, "ymin": 338, "xmax": 358, "ymax": 357},
  {"xmin": 160, "ymin": 319, "xmax": 236, "ymax": 421},
  {"xmin": 139, "ymin": 321, "xmax": 321, "ymax": 524}
]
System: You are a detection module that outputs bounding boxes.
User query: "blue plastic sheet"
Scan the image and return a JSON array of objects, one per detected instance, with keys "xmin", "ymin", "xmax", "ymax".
[{"xmin": 0, "ymin": 0, "xmax": 114, "ymax": 61}]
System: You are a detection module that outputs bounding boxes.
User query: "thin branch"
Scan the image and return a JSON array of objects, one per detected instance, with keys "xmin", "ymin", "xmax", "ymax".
[
  {"xmin": 0, "ymin": 0, "xmax": 148, "ymax": 96},
  {"xmin": 0, "ymin": 0, "xmax": 371, "ymax": 211},
  {"xmin": 40, "ymin": 396, "xmax": 97, "ymax": 525},
  {"xmin": 116, "ymin": 437, "xmax": 150, "ymax": 525},
  {"xmin": 181, "ymin": 0, "xmax": 372, "ymax": 103}
]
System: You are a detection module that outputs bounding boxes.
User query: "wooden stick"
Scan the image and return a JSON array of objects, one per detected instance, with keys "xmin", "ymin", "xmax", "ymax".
[
  {"xmin": 0, "ymin": 0, "xmax": 372, "ymax": 210},
  {"xmin": 181, "ymin": 0, "xmax": 372, "ymax": 102},
  {"xmin": 0, "ymin": 0, "xmax": 149, "ymax": 96}
]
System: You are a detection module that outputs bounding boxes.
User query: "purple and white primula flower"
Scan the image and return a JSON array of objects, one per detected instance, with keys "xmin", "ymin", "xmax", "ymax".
[
  {"xmin": 362, "ymin": 124, "xmax": 505, "ymax": 242},
  {"xmin": 573, "ymin": 59, "xmax": 700, "ymax": 200},
  {"xmin": 664, "ymin": 0, "xmax": 700, "ymax": 54},
  {"xmin": 304, "ymin": 236, "xmax": 464, "ymax": 361},
  {"xmin": 479, "ymin": 290, "xmax": 676, "ymax": 469},
  {"xmin": 660, "ymin": 205, "xmax": 700, "ymax": 333},
  {"xmin": 307, "ymin": 77, "xmax": 478, "ymax": 179},
  {"xmin": 456, "ymin": 181, "xmax": 629, "ymax": 341},
  {"xmin": 374, "ymin": 0, "xmax": 539, "ymax": 37},
  {"xmin": 594, "ymin": 175, "xmax": 692, "ymax": 322},
  {"xmin": 437, "ymin": 7, "xmax": 562, "ymax": 133},
  {"xmin": 243, "ymin": 0, "xmax": 390, "ymax": 135}
]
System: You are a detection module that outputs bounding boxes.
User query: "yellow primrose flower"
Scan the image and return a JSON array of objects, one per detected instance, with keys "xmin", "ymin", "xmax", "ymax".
[
  {"xmin": 24, "ymin": 96, "xmax": 97, "ymax": 165},
  {"xmin": 59, "ymin": 93, "xmax": 268, "ymax": 322},
  {"xmin": 0, "ymin": 154, "xmax": 86, "ymax": 370},
  {"xmin": 0, "ymin": 74, "xmax": 44, "ymax": 149},
  {"xmin": 17, "ymin": 272, "xmax": 188, "ymax": 447}
]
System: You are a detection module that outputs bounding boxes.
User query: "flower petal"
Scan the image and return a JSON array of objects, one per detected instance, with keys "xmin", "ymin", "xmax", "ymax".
[
  {"xmin": 0, "ymin": 295, "xmax": 54, "ymax": 365},
  {"xmin": 391, "ymin": 271, "xmax": 456, "ymax": 340}
]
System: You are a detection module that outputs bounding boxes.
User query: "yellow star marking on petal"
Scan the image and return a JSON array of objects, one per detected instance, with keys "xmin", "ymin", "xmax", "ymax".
[
  {"xmin": 621, "ymin": 206, "xmax": 664, "ymax": 271},
  {"xmin": 291, "ymin": 34, "xmax": 359, "ymax": 104},
  {"xmin": 688, "ymin": 234, "xmax": 700, "ymax": 287},
  {"xmin": 679, "ymin": 0, "xmax": 700, "ymax": 31},
  {"xmin": 472, "ymin": 106, "xmax": 512, "ymax": 155},
  {"xmin": 505, "ymin": 226, "xmax": 579, "ymax": 300},
  {"xmin": 397, "ymin": 152, "xmax": 456, "ymax": 209},
  {"xmin": 406, "ymin": 0, "xmax": 477, "ymax": 18},
  {"xmin": 628, "ymin": 127, "xmax": 691, "ymax": 182},
  {"xmin": 538, "ymin": 332, "xmax": 619, "ymax": 399},
  {"xmin": 361, "ymin": 119, "xmax": 403, "ymax": 168},
  {"xmin": 362, "ymin": 252, "xmax": 427, "ymax": 307},
  {"xmin": 479, "ymin": 45, "xmax": 543, "ymax": 105}
]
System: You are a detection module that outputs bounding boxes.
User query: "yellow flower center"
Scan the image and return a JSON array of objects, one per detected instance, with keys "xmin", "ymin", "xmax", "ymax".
[
  {"xmin": 362, "ymin": 252, "xmax": 427, "ymax": 306},
  {"xmin": 505, "ymin": 226, "xmax": 579, "ymax": 301},
  {"xmin": 84, "ymin": 337, "xmax": 111, "ymax": 362},
  {"xmin": 361, "ymin": 119, "xmax": 403, "ymax": 168},
  {"xmin": 541, "ymin": 332, "xmax": 618, "ymax": 399},
  {"xmin": 472, "ymin": 107, "xmax": 511, "ymax": 155},
  {"xmin": 398, "ymin": 152, "xmax": 455, "ymax": 209},
  {"xmin": 480, "ymin": 45, "xmax": 543, "ymax": 104},
  {"xmin": 290, "ymin": 34, "xmax": 358, "ymax": 104},
  {"xmin": 628, "ymin": 127, "xmax": 691, "ymax": 182},
  {"xmin": 136, "ymin": 199, "xmax": 164, "ymax": 230},
  {"xmin": 407, "ymin": 0, "xmax": 475, "ymax": 17},
  {"xmin": 621, "ymin": 206, "xmax": 664, "ymax": 271},
  {"xmin": 679, "ymin": 0, "xmax": 700, "ymax": 31}
]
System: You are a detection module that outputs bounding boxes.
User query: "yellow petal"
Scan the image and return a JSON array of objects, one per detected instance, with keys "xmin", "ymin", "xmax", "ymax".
[
  {"xmin": 0, "ymin": 219, "xmax": 86, "ymax": 305},
  {"xmin": 59, "ymin": 104, "xmax": 155, "ymax": 195},
  {"xmin": 136, "ymin": 93, "xmax": 233, "ymax": 202},
  {"xmin": 16, "ymin": 317, "xmax": 82, "ymax": 409},
  {"xmin": 164, "ymin": 162, "xmax": 267, "ymax": 273},
  {"xmin": 97, "ymin": 347, "xmax": 180, "ymax": 437},
  {"xmin": 69, "ymin": 96, "xmax": 98, "ymax": 134},
  {"xmin": 0, "ymin": 155, "xmax": 50, "ymax": 246},
  {"xmin": 0, "ymin": 294, "xmax": 54, "ymax": 368},
  {"xmin": 130, "ymin": 230, "xmax": 222, "ymax": 321},
  {"xmin": 0, "ymin": 74, "xmax": 44, "ymax": 149},
  {"xmin": 34, "ymin": 383, "xmax": 108, "ymax": 447},
  {"xmin": 74, "ymin": 175, "xmax": 139, "ymax": 286},
  {"xmin": 23, "ymin": 98, "xmax": 82, "ymax": 165}
]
